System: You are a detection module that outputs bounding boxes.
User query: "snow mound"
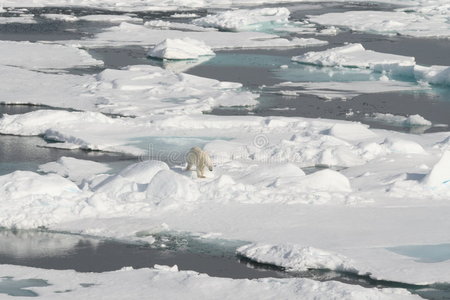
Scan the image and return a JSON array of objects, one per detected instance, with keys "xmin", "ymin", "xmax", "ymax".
[
  {"xmin": 240, "ymin": 163, "xmax": 305, "ymax": 187},
  {"xmin": 325, "ymin": 123, "xmax": 377, "ymax": 141},
  {"xmin": 0, "ymin": 171, "xmax": 80, "ymax": 199},
  {"xmin": 292, "ymin": 169, "xmax": 351, "ymax": 192},
  {"xmin": 422, "ymin": 151, "xmax": 450, "ymax": 187},
  {"xmin": 383, "ymin": 138, "xmax": 426, "ymax": 154},
  {"xmin": 146, "ymin": 170, "xmax": 200, "ymax": 207},
  {"xmin": 118, "ymin": 160, "xmax": 170, "ymax": 184},
  {"xmin": 237, "ymin": 243, "xmax": 358, "ymax": 272},
  {"xmin": 148, "ymin": 38, "xmax": 215, "ymax": 60},
  {"xmin": 193, "ymin": 7, "xmax": 290, "ymax": 32},
  {"xmin": 93, "ymin": 161, "xmax": 170, "ymax": 197},
  {"xmin": 38, "ymin": 157, "xmax": 111, "ymax": 185}
]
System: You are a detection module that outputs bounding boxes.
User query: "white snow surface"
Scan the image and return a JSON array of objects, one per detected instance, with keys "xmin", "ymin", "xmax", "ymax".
[
  {"xmin": 292, "ymin": 43, "xmax": 450, "ymax": 86},
  {"xmin": 193, "ymin": 7, "xmax": 290, "ymax": 31},
  {"xmin": 0, "ymin": 264, "xmax": 422, "ymax": 300},
  {"xmin": 0, "ymin": 41, "xmax": 103, "ymax": 70},
  {"xmin": 148, "ymin": 38, "xmax": 215, "ymax": 60},
  {"xmin": 38, "ymin": 157, "xmax": 111, "ymax": 185}
]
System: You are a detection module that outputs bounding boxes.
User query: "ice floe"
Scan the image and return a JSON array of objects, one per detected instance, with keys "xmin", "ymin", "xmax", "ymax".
[
  {"xmin": 193, "ymin": 7, "xmax": 290, "ymax": 32},
  {"xmin": 0, "ymin": 64, "xmax": 258, "ymax": 116},
  {"xmin": 77, "ymin": 22, "xmax": 327, "ymax": 49},
  {"xmin": 270, "ymin": 80, "xmax": 424, "ymax": 100},
  {"xmin": 292, "ymin": 43, "xmax": 415, "ymax": 70},
  {"xmin": 0, "ymin": 41, "xmax": 103, "ymax": 71},
  {"xmin": 292, "ymin": 43, "xmax": 450, "ymax": 86},
  {"xmin": 0, "ymin": 264, "xmax": 422, "ymax": 299},
  {"xmin": 148, "ymin": 38, "xmax": 215, "ymax": 60},
  {"xmin": 41, "ymin": 13, "xmax": 79, "ymax": 22},
  {"xmin": 308, "ymin": 9, "xmax": 450, "ymax": 38},
  {"xmin": 0, "ymin": 15, "xmax": 36, "ymax": 24},
  {"xmin": 78, "ymin": 14, "xmax": 143, "ymax": 23},
  {"xmin": 369, "ymin": 113, "xmax": 433, "ymax": 127}
]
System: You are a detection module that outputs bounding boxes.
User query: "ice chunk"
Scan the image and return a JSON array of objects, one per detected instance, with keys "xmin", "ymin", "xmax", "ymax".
[
  {"xmin": 383, "ymin": 138, "xmax": 426, "ymax": 154},
  {"xmin": 292, "ymin": 43, "xmax": 450, "ymax": 86},
  {"xmin": 422, "ymin": 151, "xmax": 450, "ymax": 187},
  {"xmin": 370, "ymin": 113, "xmax": 432, "ymax": 127},
  {"xmin": 292, "ymin": 43, "xmax": 415, "ymax": 69},
  {"xmin": 41, "ymin": 14, "xmax": 79, "ymax": 22},
  {"xmin": 193, "ymin": 7, "xmax": 290, "ymax": 32},
  {"xmin": 237, "ymin": 243, "xmax": 358, "ymax": 272},
  {"xmin": 78, "ymin": 14, "xmax": 142, "ymax": 23},
  {"xmin": 148, "ymin": 38, "xmax": 215, "ymax": 60}
]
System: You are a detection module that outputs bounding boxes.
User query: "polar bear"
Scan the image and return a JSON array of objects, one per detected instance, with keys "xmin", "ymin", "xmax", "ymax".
[{"xmin": 185, "ymin": 146, "xmax": 213, "ymax": 178}]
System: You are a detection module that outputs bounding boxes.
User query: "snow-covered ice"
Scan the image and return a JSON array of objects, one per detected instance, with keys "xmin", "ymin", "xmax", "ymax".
[
  {"xmin": 271, "ymin": 80, "xmax": 424, "ymax": 100},
  {"xmin": 77, "ymin": 22, "xmax": 328, "ymax": 49},
  {"xmin": 0, "ymin": 41, "xmax": 103, "ymax": 70},
  {"xmin": 0, "ymin": 264, "xmax": 422, "ymax": 299},
  {"xmin": 148, "ymin": 38, "xmax": 215, "ymax": 60},
  {"xmin": 38, "ymin": 157, "xmax": 111, "ymax": 185},
  {"xmin": 308, "ymin": 8, "xmax": 450, "ymax": 38},
  {"xmin": 0, "ymin": 65, "xmax": 258, "ymax": 116},
  {"xmin": 1, "ymin": 107, "xmax": 449, "ymax": 285}
]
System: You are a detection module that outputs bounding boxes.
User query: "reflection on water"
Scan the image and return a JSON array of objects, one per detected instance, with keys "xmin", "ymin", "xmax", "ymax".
[
  {"xmin": 0, "ymin": 229, "xmax": 286, "ymax": 279},
  {"xmin": 0, "ymin": 229, "xmax": 99, "ymax": 259}
]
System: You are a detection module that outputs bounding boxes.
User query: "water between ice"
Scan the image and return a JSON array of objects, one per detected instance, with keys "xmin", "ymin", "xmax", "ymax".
[{"xmin": 0, "ymin": 229, "xmax": 449, "ymax": 300}]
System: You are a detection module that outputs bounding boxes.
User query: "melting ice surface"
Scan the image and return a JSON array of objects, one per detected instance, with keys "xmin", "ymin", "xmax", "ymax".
[
  {"xmin": 0, "ymin": 277, "xmax": 49, "ymax": 297},
  {"xmin": 387, "ymin": 244, "xmax": 450, "ymax": 263}
]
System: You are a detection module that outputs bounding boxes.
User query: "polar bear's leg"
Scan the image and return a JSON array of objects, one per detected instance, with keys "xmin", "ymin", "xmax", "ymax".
[
  {"xmin": 186, "ymin": 162, "xmax": 193, "ymax": 171},
  {"xmin": 197, "ymin": 165, "xmax": 206, "ymax": 178}
]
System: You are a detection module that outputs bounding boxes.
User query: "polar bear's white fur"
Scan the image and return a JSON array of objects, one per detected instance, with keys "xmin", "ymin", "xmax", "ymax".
[{"xmin": 186, "ymin": 146, "xmax": 213, "ymax": 178}]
